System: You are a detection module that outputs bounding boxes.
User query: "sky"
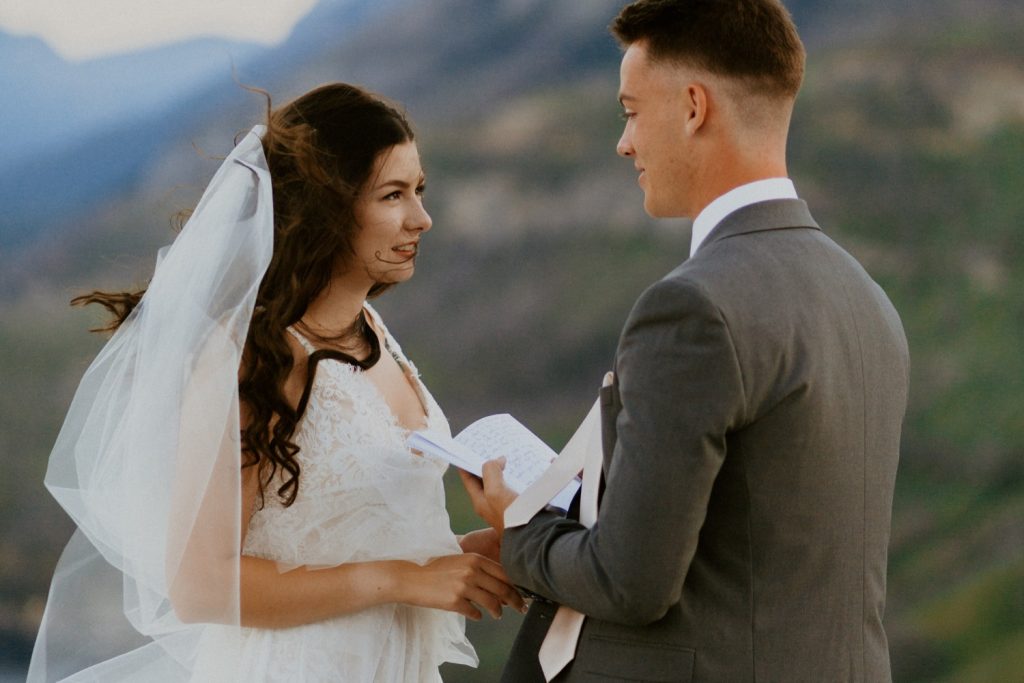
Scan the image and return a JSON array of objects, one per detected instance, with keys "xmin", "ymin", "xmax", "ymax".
[{"xmin": 0, "ymin": 0, "xmax": 320, "ymax": 61}]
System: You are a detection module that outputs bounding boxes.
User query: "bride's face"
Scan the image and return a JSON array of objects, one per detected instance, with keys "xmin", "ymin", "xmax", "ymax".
[{"xmin": 349, "ymin": 141, "xmax": 431, "ymax": 285}]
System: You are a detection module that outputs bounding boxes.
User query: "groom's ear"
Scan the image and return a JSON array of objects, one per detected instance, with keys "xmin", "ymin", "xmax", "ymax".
[{"xmin": 683, "ymin": 83, "xmax": 708, "ymax": 136}]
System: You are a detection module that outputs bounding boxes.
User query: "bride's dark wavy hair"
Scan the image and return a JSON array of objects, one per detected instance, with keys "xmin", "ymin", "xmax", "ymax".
[{"xmin": 73, "ymin": 83, "xmax": 416, "ymax": 506}]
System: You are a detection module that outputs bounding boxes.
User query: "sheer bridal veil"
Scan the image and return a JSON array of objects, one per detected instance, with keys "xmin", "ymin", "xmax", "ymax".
[{"xmin": 28, "ymin": 126, "xmax": 273, "ymax": 682}]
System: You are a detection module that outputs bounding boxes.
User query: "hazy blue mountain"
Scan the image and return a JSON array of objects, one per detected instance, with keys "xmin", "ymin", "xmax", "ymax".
[
  {"xmin": 2, "ymin": 36, "xmax": 255, "ymax": 153},
  {"xmin": 0, "ymin": 0, "xmax": 403, "ymax": 248},
  {"xmin": 0, "ymin": 32, "xmax": 263, "ymax": 246}
]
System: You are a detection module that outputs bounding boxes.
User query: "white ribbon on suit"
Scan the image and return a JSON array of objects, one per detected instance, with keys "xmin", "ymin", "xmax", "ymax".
[{"xmin": 504, "ymin": 372, "xmax": 612, "ymax": 681}]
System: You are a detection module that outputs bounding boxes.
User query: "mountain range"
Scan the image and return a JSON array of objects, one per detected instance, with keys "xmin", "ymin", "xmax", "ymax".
[{"xmin": 0, "ymin": 0, "xmax": 404, "ymax": 248}]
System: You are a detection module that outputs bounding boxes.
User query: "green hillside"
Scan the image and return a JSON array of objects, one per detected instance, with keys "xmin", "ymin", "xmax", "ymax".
[{"xmin": 788, "ymin": 22, "xmax": 1024, "ymax": 680}]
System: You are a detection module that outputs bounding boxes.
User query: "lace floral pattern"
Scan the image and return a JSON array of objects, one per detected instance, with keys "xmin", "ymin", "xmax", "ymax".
[{"xmin": 192, "ymin": 305, "xmax": 476, "ymax": 682}]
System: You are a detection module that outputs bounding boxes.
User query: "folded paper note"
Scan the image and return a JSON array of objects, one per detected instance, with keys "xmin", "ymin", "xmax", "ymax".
[{"xmin": 408, "ymin": 414, "xmax": 581, "ymax": 511}]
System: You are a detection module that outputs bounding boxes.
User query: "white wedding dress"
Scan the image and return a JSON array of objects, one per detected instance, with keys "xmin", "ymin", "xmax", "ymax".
[{"xmin": 191, "ymin": 304, "xmax": 477, "ymax": 682}]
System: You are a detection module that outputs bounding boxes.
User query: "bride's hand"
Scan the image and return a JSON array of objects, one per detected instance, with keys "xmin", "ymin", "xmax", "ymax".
[
  {"xmin": 457, "ymin": 527, "xmax": 501, "ymax": 563},
  {"xmin": 398, "ymin": 554, "xmax": 526, "ymax": 620}
]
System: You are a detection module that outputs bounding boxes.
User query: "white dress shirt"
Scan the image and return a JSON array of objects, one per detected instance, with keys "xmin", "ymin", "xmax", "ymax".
[{"xmin": 690, "ymin": 178, "xmax": 798, "ymax": 257}]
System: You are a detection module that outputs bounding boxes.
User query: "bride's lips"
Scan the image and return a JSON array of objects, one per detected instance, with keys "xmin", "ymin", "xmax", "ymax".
[{"xmin": 393, "ymin": 241, "xmax": 419, "ymax": 260}]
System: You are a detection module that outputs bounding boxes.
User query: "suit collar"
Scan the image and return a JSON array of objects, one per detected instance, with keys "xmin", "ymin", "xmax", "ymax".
[
  {"xmin": 690, "ymin": 178, "xmax": 797, "ymax": 256},
  {"xmin": 695, "ymin": 198, "xmax": 820, "ymax": 255}
]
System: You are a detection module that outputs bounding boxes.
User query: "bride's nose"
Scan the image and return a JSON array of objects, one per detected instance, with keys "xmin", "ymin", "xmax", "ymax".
[{"xmin": 409, "ymin": 201, "xmax": 432, "ymax": 233}]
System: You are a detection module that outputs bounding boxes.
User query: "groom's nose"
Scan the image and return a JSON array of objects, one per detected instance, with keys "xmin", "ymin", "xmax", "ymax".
[{"xmin": 617, "ymin": 129, "xmax": 634, "ymax": 158}]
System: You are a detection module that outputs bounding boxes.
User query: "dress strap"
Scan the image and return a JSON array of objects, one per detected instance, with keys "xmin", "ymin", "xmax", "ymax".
[
  {"xmin": 363, "ymin": 302, "xmax": 403, "ymax": 365},
  {"xmin": 286, "ymin": 326, "xmax": 317, "ymax": 355},
  {"xmin": 362, "ymin": 303, "xmax": 432, "ymax": 419}
]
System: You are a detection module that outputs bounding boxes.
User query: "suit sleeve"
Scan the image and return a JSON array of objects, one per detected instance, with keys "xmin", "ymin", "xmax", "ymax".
[{"xmin": 501, "ymin": 277, "xmax": 747, "ymax": 625}]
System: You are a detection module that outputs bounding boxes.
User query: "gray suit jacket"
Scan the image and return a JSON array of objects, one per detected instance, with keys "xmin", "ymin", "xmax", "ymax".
[{"xmin": 500, "ymin": 199, "xmax": 909, "ymax": 682}]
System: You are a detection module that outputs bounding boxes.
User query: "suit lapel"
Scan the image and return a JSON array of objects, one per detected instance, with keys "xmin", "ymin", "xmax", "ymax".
[{"xmin": 597, "ymin": 378, "xmax": 621, "ymax": 507}]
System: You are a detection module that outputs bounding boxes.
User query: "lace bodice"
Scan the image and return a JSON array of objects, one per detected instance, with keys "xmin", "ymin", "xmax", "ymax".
[
  {"xmin": 242, "ymin": 305, "xmax": 454, "ymax": 565},
  {"xmin": 193, "ymin": 304, "xmax": 476, "ymax": 682}
]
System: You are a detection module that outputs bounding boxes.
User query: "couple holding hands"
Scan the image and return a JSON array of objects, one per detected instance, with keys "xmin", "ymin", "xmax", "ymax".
[{"xmin": 30, "ymin": 1, "xmax": 908, "ymax": 681}]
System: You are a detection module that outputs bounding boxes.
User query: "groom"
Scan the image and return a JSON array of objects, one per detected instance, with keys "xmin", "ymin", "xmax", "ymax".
[{"xmin": 463, "ymin": 0, "xmax": 909, "ymax": 681}]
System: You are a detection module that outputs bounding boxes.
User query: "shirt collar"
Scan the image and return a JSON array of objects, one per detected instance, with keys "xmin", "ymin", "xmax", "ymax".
[{"xmin": 690, "ymin": 178, "xmax": 798, "ymax": 257}]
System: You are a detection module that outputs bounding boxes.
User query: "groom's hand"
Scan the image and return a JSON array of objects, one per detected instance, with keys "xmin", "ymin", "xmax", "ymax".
[
  {"xmin": 458, "ymin": 527, "xmax": 502, "ymax": 563},
  {"xmin": 458, "ymin": 458, "xmax": 517, "ymax": 536}
]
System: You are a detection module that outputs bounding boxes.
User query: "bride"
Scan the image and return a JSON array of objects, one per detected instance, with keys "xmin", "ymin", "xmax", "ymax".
[{"xmin": 28, "ymin": 82, "xmax": 524, "ymax": 682}]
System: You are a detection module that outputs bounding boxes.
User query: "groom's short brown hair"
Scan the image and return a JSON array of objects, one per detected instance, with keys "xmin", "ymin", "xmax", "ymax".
[{"xmin": 611, "ymin": 0, "xmax": 805, "ymax": 99}]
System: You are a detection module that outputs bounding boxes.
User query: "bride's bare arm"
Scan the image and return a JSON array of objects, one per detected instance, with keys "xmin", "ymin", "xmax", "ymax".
[
  {"xmin": 237, "ymin": 467, "xmax": 525, "ymax": 628},
  {"xmin": 238, "ymin": 553, "xmax": 523, "ymax": 628}
]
